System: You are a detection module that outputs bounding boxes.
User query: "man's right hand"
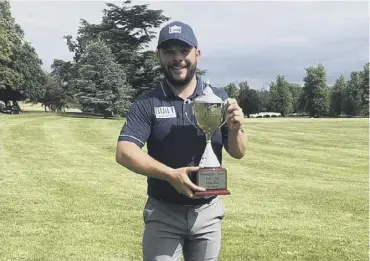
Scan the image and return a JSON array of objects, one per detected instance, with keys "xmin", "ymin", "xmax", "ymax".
[{"xmin": 168, "ymin": 166, "xmax": 206, "ymax": 198}]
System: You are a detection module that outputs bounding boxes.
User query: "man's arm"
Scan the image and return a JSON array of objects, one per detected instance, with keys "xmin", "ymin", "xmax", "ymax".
[
  {"xmin": 116, "ymin": 141, "xmax": 174, "ymax": 181},
  {"xmin": 223, "ymin": 98, "xmax": 247, "ymax": 159},
  {"xmin": 226, "ymin": 129, "xmax": 247, "ymax": 159},
  {"xmin": 116, "ymin": 141, "xmax": 205, "ymax": 197},
  {"xmin": 116, "ymin": 98, "xmax": 205, "ymax": 198},
  {"xmin": 116, "ymin": 99, "xmax": 176, "ymax": 180}
]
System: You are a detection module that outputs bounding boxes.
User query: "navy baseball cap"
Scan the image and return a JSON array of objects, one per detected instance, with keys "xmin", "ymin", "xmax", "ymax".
[{"xmin": 157, "ymin": 21, "xmax": 198, "ymax": 49}]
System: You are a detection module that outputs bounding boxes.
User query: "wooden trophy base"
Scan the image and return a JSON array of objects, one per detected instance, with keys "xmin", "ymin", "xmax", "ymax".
[
  {"xmin": 191, "ymin": 167, "xmax": 231, "ymax": 197},
  {"xmin": 194, "ymin": 189, "xmax": 231, "ymax": 197}
]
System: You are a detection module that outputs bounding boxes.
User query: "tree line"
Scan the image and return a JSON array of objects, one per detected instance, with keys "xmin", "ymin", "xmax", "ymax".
[
  {"xmin": 222, "ymin": 63, "xmax": 369, "ymax": 117},
  {"xmin": 1, "ymin": 0, "xmax": 368, "ymax": 118}
]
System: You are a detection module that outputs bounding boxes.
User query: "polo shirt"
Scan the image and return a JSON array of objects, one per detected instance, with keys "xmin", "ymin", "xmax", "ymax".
[{"xmin": 118, "ymin": 76, "xmax": 229, "ymax": 205}]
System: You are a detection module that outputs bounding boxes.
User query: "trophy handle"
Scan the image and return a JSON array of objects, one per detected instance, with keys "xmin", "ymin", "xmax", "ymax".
[
  {"xmin": 217, "ymin": 101, "xmax": 228, "ymax": 129},
  {"xmin": 183, "ymin": 100, "xmax": 201, "ymax": 131}
]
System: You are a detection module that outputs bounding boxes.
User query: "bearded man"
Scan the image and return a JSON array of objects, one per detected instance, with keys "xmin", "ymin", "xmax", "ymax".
[{"xmin": 116, "ymin": 21, "xmax": 247, "ymax": 261}]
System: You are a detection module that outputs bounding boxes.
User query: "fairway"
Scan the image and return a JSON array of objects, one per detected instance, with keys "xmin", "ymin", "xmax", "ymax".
[{"xmin": 0, "ymin": 112, "xmax": 368, "ymax": 261}]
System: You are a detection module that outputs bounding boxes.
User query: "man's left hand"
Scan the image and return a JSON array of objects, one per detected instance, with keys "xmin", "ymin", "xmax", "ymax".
[{"xmin": 225, "ymin": 98, "xmax": 244, "ymax": 132}]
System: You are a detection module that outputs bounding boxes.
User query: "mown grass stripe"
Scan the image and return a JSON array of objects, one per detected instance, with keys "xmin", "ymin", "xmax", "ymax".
[{"xmin": 0, "ymin": 113, "xmax": 368, "ymax": 261}]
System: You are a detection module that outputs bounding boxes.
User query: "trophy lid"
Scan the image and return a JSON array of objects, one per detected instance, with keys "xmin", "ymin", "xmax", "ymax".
[{"xmin": 193, "ymin": 79, "xmax": 224, "ymax": 103}]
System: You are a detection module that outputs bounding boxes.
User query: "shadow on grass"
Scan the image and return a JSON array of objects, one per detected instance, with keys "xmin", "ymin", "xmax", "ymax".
[
  {"xmin": 3, "ymin": 110, "xmax": 125, "ymax": 121},
  {"xmin": 55, "ymin": 111, "xmax": 123, "ymax": 120},
  {"xmin": 1, "ymin": 110, "xmax": 50, "ymax": 116}
]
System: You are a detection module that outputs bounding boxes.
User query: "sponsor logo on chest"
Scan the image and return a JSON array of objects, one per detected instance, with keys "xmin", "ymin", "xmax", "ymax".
[{"xmin": 154, "ymin": 106, "xmax": 177, "ymax": 118}]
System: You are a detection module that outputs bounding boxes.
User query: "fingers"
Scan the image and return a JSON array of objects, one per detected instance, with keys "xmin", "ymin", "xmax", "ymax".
[
  {"xmin": 226, "ymin": 98, "xmax": 237, "ymax": 105},
  {"xmin": 181, "ymin": 186, "xmax": 195, "ymax": 198},
  {"xmin": 185, "ymin": 166, "xmax": 200, "ymax": 173},
  {"xmin": 178, "ymin": 181, "xmax": 204, "ymax": 198},
  {"xmin": 182, "ymin": 171, "xmax": 206, "ymax": 192},
  {"xmin": 227, "ymin": 103, "xmax": 241, "ymax": 114},
  {"xmin": 171, "ymin": 166, "xmax": 206, "ymax": 198},
  {"xmin": 225, "ymin": 98, "xmax": 244, "ymax": 126},
  {"xmin": 226, "ymin": 99, "xmax": 242, "ymax": 116},
  {"xmin": 228, "ymin": 107, "xmax": 243, "ymax": 117},
  {"xmin": 187, "ymin": 181, "xmax": 206, "ymax": 192},
  {"xmin": 227, "ymin": 107, "xmax": 243, "ymax": 122}
]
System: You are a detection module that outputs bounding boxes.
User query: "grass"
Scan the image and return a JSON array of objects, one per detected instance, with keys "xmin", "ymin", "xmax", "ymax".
[{"xmin": 0, "ymin": 111, "xmax": 368, "ymax": 261}]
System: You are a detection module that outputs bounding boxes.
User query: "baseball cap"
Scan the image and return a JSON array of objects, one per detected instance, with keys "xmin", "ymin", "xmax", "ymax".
[{"xmin": 157, "ymin": 21, "xmax": 198, "ymax": 49}]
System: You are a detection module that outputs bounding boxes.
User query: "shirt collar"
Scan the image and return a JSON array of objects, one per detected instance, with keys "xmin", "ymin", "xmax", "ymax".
[{"xmin": 160, "ymin": 76, "xmax": 204, "ymax": 100}]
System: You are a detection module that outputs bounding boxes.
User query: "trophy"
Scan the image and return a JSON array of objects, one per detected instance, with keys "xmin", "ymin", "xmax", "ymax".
[{"xmin": 185, "ymin": 80, "xmax": 231, "ymax": 197}]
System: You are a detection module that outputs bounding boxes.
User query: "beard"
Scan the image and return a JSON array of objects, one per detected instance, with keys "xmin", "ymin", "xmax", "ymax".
[{"xmin": 160, "ymin": 61, "xmax": 197, "ymax": 88}]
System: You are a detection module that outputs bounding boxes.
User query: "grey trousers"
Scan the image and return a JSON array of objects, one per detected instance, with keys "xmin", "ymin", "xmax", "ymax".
[{"xmin": 142, "ymin": 196, "xmax": 226, "ymax": 261}]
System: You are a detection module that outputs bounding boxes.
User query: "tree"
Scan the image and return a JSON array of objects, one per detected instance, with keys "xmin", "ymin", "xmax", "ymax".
[
  {"xmin": 288, "ymin": 83, "xmax": 303, "ymax": 113},
  {"xmin": 360, "ymin": 62, "xmax": 369, "ymax": 115},
  {"xmin": 40, "ymin": 73, "xmax": 67, "ymax": 112},
  {"xmin": 256, "ymin": 87, "xmax": 270, "ymax": 112},
  {"xmin": 49, "ymin": 59, "xmax": 80, "ymax": 109},
  {"xmin": 329, "ymin": 75, "xmax": 346, "ymax": 116},
  {"xmin": 223, "ymin": 83, "xmax": 239, "ymax": 99},
  {"xmin": 51, "ymin": 59, "xmax": 75, "ymax": 86},
  {"xmin": 38, "ymin": 59, "xmax": 79, "ymax": 112},
  {"xmin": 301, "ymin": 64, "xmax": 329, "ymax": 117},
  {"xmin": 72, "ymin": 40, "xmax": 133, "ymax": 118},
  {"xmin": 12, "ymin": 41, "xmax": 47, "ymax": 103},
  {"xmin": 0, "ymin": 0, "xmax": 46, "ymax": 105},
  {"xmin": 269, "ymin": 75, "xmax": 293, "ymax": 116},
  {"xmin": 343, "ymin": 71, "xmax": 362, "ymax": 116},
  {"xmin": 64, "ymin": 1, "xmax": 169, "ymax": 100},
  {"xmin": 196, "ymin": 68, "xmax": 208, "ymax": 77},
  {"xmin": 0, "ymin": 0, "xmax": 24, "ymax": 103},
  {"xmin": 237, "ymin": 81, "xmax": 259, "ymax": 117}
]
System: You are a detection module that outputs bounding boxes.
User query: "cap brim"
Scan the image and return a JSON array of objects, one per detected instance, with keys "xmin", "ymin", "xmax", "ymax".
[{"xmin": 157, "ymin": 37, "xmax": 196, "ymax": 49}]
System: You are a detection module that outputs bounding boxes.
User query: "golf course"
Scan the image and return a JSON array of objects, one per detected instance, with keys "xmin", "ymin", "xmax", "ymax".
[{"xmin": 0, "ymin": 111, "xmax": 368, "ymax": 261}]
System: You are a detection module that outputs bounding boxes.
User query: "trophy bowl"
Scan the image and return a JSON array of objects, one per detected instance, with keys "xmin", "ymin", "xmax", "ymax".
[{"xmin": 186, "ymin": 80, "xmax": 231, "ymax": 197}]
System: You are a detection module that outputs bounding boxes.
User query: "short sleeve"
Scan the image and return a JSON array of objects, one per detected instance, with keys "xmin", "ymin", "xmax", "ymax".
[{"xmin": 117, "ymin": 99, "xmax": 152, "ymax": 148}]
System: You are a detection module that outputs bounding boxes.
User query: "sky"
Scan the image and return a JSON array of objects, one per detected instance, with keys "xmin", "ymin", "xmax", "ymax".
[{"xmin": 8, "ymin": 0, "xmax": 370, "ymax": 89}]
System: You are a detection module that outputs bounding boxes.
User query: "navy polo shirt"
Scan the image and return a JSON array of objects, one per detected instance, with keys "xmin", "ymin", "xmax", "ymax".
[{"xmin": 118, "ymin": 77, "xmax": 229, "ymax": 205}]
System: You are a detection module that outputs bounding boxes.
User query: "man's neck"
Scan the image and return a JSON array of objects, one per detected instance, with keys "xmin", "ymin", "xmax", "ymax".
[{"xmin": 167, "ymin": 76, "xmax": 197, "ymax": 100}]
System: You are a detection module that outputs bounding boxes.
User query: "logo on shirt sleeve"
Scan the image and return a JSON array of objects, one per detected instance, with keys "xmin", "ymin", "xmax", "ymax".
[{"xmin": 154, "ymin": 106, "xmax": 177, "ymax": 118}]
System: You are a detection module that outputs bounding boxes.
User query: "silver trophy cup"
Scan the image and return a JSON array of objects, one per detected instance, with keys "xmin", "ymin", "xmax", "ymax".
[{"xmin": 185, "ymin": 80, "xmax": 231, "ymax": 196}]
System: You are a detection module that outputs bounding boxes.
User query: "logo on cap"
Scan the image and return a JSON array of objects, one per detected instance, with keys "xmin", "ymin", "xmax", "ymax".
[{"xmin": 169, "ymin": 25, "xmax": 181, "ymax": 34}]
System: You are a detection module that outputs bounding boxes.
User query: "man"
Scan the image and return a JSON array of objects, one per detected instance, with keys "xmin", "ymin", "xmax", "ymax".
[{"xmin": 116, "ymin": 21, "xmax": 246, "ymax": 261}]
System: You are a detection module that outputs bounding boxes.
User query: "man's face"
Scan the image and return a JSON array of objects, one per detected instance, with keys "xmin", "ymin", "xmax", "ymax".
[{"xmin": 158, "ymin": 39, "xmax": 200, "ymax": 87}]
